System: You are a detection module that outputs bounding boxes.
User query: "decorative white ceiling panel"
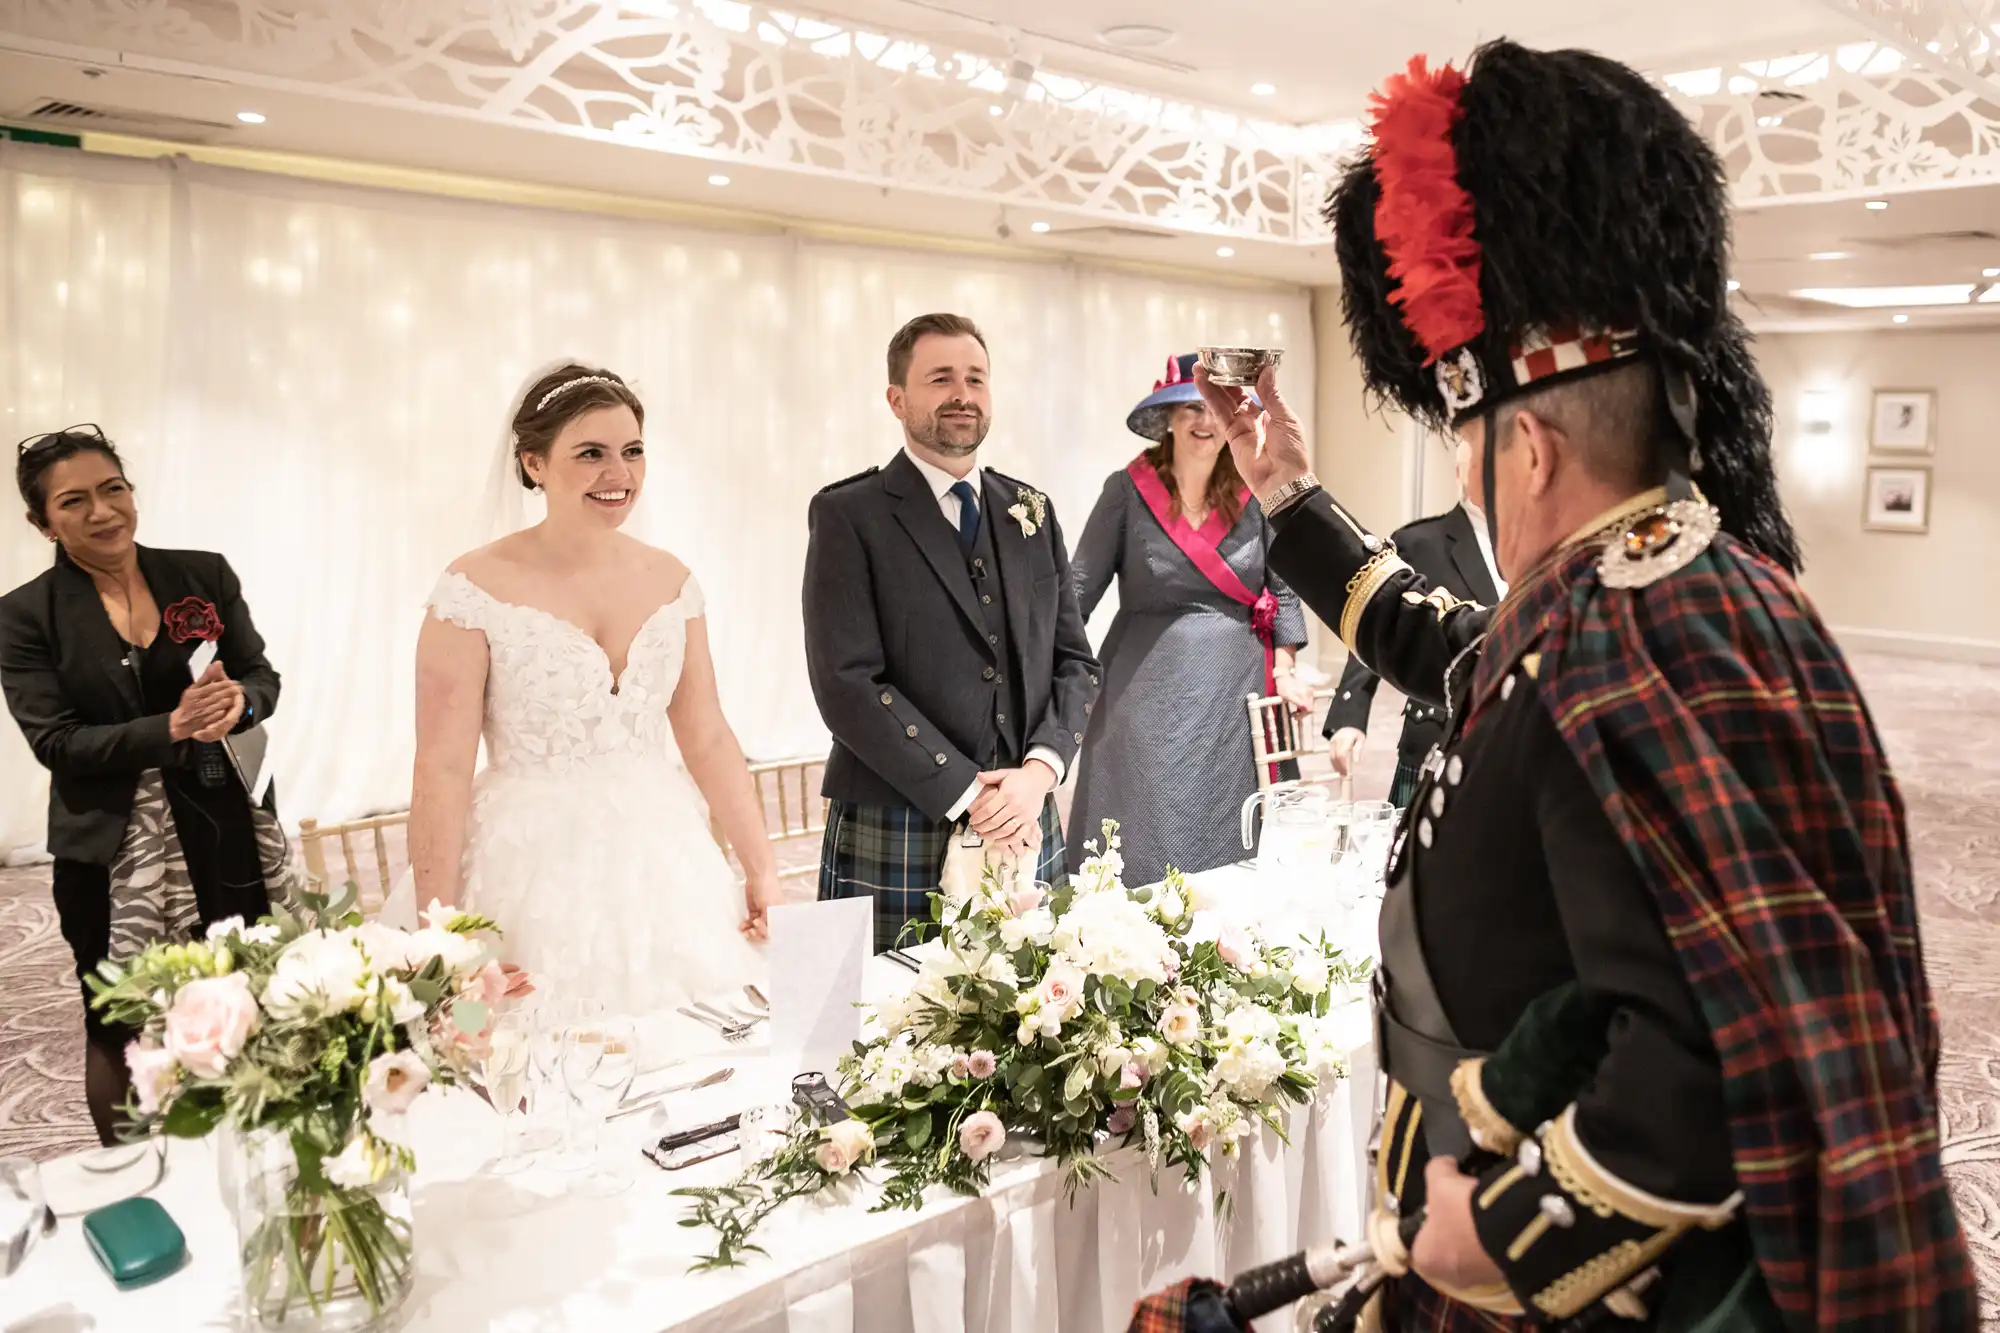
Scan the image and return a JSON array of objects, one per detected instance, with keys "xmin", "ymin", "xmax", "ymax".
[
  {"xmin": 1664, "ymin": 38, "xmax": 2000, "ymax": 204},
  {"xmin": 0, "ymin": 1, "xmax": 1997, "ymax": 238}
]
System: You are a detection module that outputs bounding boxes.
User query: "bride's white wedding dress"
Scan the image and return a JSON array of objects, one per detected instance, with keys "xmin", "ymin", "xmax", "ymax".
[{"xmin": 420, "ymin": 570, "xmax": 764, "ymax": 1031}]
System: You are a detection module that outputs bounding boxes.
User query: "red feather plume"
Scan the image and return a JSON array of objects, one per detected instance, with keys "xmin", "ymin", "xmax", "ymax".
[{"xmin": 1368, "ymin": 57, "xmax": 1483, "ymax": 364}]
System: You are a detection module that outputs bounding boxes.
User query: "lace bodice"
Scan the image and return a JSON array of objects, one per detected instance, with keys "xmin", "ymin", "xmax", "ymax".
[{"xmin": 425, "ymin": 570, "xmax": 703, "ymax": 774}]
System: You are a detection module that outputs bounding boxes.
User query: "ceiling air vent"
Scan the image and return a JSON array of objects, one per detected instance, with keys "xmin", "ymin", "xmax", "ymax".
[{"xmin": 9, "ymin": 99, "xmax": 239, "ymax": 143}]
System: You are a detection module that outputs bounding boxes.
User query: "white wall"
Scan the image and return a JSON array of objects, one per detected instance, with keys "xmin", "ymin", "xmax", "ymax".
[{"xmin": 1759, "ymin": 327, "xmax": 2000, "ymax": 658}]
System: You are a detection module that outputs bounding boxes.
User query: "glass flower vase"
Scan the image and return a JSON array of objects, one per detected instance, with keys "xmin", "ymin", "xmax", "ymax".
[{"xmin": 233, "ymin": 1127, "xmax": 415, "ymax": 1332}]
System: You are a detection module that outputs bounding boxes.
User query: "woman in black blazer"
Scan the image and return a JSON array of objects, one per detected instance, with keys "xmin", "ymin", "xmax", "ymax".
[{"xmin": 2, "ymin": 426, "xmax": 296, "ymax": 1143}]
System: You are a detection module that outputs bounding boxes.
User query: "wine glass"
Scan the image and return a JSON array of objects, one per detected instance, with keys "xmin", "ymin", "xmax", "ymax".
[
  {"xmin": 476, "ymin": 1010, "xmax": 536, "ymax": 1174},
  {"xmin": 531, "ymin": 997, "xmax": 601, "ymax": 1164},
  {"xmin": 561, "ymin": 1015, "xmax": 639, "ymax": 1196}
]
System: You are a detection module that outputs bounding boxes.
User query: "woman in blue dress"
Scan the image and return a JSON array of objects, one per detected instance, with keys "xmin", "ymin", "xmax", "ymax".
[{"xmin": 1066, "ymin": 354, "xmax": 1313, "ymax": 886}]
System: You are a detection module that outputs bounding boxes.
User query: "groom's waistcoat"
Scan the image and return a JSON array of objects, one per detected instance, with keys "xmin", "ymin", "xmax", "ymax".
[{"xmin": 966, "ymin": 509, "xmax": 1027, "ymax": 770}]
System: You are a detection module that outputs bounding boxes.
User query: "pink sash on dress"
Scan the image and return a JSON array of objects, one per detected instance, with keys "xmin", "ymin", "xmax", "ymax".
[{"xmin": 1124, "ymin": 456, "xmax": 1281, "ymax": 695}]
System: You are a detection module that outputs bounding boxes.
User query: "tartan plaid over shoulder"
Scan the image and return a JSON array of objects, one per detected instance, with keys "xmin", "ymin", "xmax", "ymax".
[{"xmin": 1468, "ymin": 530, "xmax": 1973, "ymax": 1328}]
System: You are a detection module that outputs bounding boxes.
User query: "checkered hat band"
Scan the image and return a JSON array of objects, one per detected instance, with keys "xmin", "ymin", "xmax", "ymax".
[{"xmin": 1509, "ymin": 325, "xmax": 1642, "ymax": 389}]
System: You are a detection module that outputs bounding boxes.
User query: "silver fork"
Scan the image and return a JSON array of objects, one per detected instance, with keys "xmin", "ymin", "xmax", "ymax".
[
  {"xmin": 684, "ymin": 1000, "xmax": 752, "ymax": 1040},
  {"xmin": 677, "ymin": 1005, "xmax": 751, "ymax": 1044}
]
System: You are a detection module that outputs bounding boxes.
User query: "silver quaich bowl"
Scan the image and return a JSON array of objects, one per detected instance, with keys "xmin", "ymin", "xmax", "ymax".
[{"xmin": 1196, "ymin": 346, "xmax": 1284, "ymax": 387}]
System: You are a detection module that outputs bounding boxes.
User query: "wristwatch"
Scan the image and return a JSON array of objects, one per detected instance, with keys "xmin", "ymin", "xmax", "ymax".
[{"xmin": 1259, "ymin": 472, "xmax": 1321, "ymax": 518}]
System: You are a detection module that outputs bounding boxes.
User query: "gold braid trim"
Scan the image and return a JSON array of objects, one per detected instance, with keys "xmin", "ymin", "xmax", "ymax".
[
  {"xmin": 1452, "ymin": 1057, "xmax": 1525, "ymax": 1154},
  {"xmin": 1544, "ymin": 1106, "xmax": 1743, "ymax": 1230},
  {"xmin": 1340, "ymin": 549, "xmax": 1411, "ymax": 653},
  {"xmin": 1531, "ymin": 1229, "xmax": 1681, "ymax": 1319}
]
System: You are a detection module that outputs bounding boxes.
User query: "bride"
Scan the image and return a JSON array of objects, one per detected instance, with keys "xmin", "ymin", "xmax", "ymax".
[{"xmin": 405, "ymin": 362, "xmax": 776, "ymax": 1027}]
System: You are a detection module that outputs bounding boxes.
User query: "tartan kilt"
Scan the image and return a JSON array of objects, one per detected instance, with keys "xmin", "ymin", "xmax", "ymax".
[
  {"xmin": 818, "ymin": 796, "xmax": 1067, "ymax": 955},
  {"xmin": 1386, "ymin": 757, "xmax": 1422, "ymax": 810}
]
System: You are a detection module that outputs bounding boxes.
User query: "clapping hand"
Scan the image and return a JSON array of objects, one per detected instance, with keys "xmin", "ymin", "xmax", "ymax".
[
  {"xmin": 1192, "ymin": 363, "xmax": 1311, "ymax": 500},
  {"xmin": 968, "ymin": 761, "xmax": 1056, "ymax": 856},
  {"xmin": 170, "ymin": 662, "xmax": 245, "ymax": 743}
]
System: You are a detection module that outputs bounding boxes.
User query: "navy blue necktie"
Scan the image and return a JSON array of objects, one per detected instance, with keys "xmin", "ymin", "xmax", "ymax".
[{"xmin": 949, "ymin": 480, "xmax": 980, "ymax": 555}]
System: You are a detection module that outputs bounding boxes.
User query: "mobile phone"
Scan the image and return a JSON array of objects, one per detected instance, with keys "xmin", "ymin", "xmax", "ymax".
[{"xmin": 643, "ymin": 1132, "xmax": 741, "ymax": 1171}]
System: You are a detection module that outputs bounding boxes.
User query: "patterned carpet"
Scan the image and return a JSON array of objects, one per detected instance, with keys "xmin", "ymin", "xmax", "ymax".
[{"xmin": 1, "ymin": 653, "xmax": 1995, "ymax": 1319}]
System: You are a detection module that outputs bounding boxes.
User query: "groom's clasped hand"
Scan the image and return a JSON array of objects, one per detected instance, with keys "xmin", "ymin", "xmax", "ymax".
[{"xmin": 966, "ymin": 760, "xmax": 1059, "ymax": 855}]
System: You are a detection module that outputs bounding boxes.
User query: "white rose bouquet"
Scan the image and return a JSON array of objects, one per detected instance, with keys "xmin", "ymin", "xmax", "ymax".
[
  {"xmin": 678, "ymin": 822, "xmax": 1370, "ymax": 1268},
  {"xmin": 87, "ymin": 882, "xmax": 506, "ymax": 1322}
]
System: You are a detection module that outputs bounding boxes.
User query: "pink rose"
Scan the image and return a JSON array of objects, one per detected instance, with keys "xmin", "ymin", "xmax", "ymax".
[
  {"xmin": 1184, "ymin": 1114, "xmax": 1214, "ymax": 1153},
  {"xmin": 814, "ymin": 1140, "xmax": 853, "ymax": 1174},
  {"xmin": 1120, "ymin": 1061, "xmax": 1146, "ymax": 1090},
  {"xmin": 363, "ymin": 1050, "xmax": 432, "ymax": 1116},
  {"xmin": 1005, "ymin": 884, "xmax": 1043, "ymax": 917},
  {"xmin": 125, "ymin": 1041, "xmax": 179, "ymax": 1115},
  {"xmin": 958, "ymin": 1110, "xmax": 1007, "ymax": 1163},
  {"xmin": 164, "ymin": 972, "xmax": 259, "ymax": 1078},
  {"xmin": 1216, "ymin": 926, "xmax": 1254, "ymax": 969},
  {"xmin": 950, "ymin": 1052, "xmax": 971, "ymax": 1080},
  {"xmin": 967, "ymin": 1050, "xmax": 997, "ymax": 1079},
  {"xmin": 1106, "ymin": 1104, "xmax": 1137, "ymax": 1136},
  {"xmin": 1036, "ymin": 963, "xmax": 1084, "ymax": 1014}
]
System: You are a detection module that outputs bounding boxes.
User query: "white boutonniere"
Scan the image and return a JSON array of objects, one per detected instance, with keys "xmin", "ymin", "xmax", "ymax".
[{"xmin": 1008, "ymin": 487, "xmax": 1046, "ymax": 538}]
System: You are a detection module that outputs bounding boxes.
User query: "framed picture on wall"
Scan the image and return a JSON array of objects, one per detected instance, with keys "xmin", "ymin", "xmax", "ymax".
[
  {"xmin": 1870, "ymin": 389, "xmax": 1935, "ymax": 454},
  {"xmin": 1862, "ymin": 465, "xmax": 1931, "ymax": 533}
]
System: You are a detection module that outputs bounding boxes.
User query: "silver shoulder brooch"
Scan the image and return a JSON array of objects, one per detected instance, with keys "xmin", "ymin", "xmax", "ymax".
[{"xmin": 1596, "ymin": 498, "xmax": 1720, "ymax": 589}]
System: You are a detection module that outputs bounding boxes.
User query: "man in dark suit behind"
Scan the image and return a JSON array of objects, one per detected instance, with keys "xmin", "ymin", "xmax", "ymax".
[
  {"xmin": 804, "ymin": 313, "xmax": 1101, "ymax": 952},
  {"xmin": 1322, "ymin": 441, "xmax": 1503, "ymax": 807}
]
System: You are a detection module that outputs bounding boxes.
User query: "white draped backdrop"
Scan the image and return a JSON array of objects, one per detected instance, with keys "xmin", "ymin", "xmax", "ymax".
[{"xmin": 0, "ymin": 140, "xmax": 1315, "ymax": 853}]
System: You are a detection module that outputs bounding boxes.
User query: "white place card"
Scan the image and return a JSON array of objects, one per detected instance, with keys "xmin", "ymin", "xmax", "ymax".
[{"xmin": 766, "ymin": 898, "xmax": 870, "ymax": 1084}]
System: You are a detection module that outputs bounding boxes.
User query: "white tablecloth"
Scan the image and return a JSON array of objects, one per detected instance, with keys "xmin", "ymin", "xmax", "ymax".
[{"xmin": 4, "ymin": 866, "xmax": 1379, "ymax": 1333}]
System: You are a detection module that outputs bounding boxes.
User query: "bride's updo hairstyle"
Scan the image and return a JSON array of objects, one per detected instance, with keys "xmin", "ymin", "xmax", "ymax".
[{"xmin": 510, "ymin": 362, "xmax": 646, "ymax": 490}]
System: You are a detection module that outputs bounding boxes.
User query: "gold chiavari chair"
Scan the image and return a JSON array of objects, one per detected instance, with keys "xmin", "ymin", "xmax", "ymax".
[
  {"xmin": 710, "ymin": 756, "xmax": 829, "ymax": 886},
  {"xmin": 297, "ymin": 812, "xmax": 409, "ymax": 911}
]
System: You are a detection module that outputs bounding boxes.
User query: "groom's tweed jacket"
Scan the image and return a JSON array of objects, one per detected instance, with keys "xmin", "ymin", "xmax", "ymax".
[{"xmin": 803, "ymin": 450, "xmax": 1100, "ymax": 820}]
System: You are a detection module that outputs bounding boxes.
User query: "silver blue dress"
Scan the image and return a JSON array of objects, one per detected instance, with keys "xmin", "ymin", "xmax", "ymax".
[{"xmin": 1066, "ymin": 469, "xmax": 1307, "ymax": 886}]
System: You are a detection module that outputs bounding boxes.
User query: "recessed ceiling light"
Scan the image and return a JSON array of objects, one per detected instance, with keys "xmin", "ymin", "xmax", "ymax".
[
  {"xmin": 1865, "ymin": 199, "xmax": 1889, "ymax": 210},
  {"xmin": 1756, "ymin": 115, "xmax": 1782, "ymax": 127},
  {"xmin": 1030, "ymin": 221, "xmax": 1051, "ymax": 234},
  {"xmin": 707, "ymin": 173, "xmax": 730, "ymax": 186},
  {"xmin": 988, "ymin": 103, "xmax": 1003, "ymax": 117},
  {"xmin": 1251, "ymin": 82, "xmax": 1277, "ymax": 97},
  {"xmin": 1892, "ymin": 313, "xmax": 1909, "ymax": 323},
  {"xmin": 1216, "ymin": 246, "xmax": 1236, "ymax": 258},
  {"xmin": 1099, "ymin": 23, "xmax": 1174, "ymax": 49},
  {"xmin": 1808, "ymin": 251, "xmax": 1850, "ymax": 261},
  {"xmin": 1726, "ymin": 279, "xmax": 1741, "ymax": 291},
  {"xmin": 236, "ymin": 111, "xmax": 266, "ymax": 124},
  {"xmin": 1984, "ymin": 267, "xmax": 2000, "ymax": 277}
]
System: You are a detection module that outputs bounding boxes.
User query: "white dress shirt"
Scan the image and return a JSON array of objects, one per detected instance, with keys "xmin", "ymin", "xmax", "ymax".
[
  {"xmin": 902, "ymin": 447, "xmax": 1067, "ymax": 820},
  {"xmin": 1463, "ymin": 499, "xmax": 1509, "ymax": 600}
]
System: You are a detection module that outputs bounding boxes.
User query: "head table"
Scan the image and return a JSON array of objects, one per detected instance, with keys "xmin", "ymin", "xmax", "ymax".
[{"xmin": 4, "ymin": 865, "xmax": 1379, "ymax": 1333}]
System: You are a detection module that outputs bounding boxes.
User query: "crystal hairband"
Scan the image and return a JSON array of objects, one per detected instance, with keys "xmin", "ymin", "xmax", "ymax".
[{"xmin": 534, "ymin": 375, "xmax": 618, "ymax": 412}]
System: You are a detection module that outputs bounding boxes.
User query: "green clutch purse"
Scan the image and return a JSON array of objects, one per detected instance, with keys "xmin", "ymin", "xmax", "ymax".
[{"xmin": 81, "ymin": 1196, "xmax": 187, "ymax": 1290}]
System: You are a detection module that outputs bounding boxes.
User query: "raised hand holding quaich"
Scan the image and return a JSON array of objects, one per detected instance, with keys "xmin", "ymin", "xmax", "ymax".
[{"xmin": 1192, "ymin": 363, "xmax": 1312, "ymax": 501}]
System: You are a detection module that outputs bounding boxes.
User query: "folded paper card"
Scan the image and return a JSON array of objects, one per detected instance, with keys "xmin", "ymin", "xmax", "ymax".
[{"xmin": 766, "ymin": 898, "xmax": 870, "ymax": 1084}]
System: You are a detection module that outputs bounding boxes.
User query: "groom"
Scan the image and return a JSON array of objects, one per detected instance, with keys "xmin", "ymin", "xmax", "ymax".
[{"xmin": 805, "ymin": 312, "xmax": 1101, "ymax": 953}]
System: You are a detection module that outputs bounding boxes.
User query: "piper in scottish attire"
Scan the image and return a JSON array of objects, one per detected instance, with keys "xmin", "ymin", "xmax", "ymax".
[
  {"xmin": 1148, "ymin": 39, "xmax": 1970, "ymax": 1333},
  {"xmin": 806, "ymin": 313, "xmax": 1100, "ymax": 953}
]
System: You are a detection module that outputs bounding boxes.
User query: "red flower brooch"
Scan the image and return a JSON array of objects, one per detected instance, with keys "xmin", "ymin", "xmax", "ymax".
[{"xmin": 163, "ymin": 597, "xmax": 223, "ymax": 644}]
